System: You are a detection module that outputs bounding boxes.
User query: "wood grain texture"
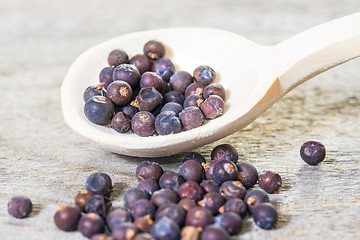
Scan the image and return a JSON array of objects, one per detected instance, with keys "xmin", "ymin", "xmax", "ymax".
[{"xmin": 0, "ymin": 0, "xmax": 359, "ymax": 239}]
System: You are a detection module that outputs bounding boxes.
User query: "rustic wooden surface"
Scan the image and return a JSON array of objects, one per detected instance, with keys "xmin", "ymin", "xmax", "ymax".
[{"xmin": 0, "ymin": 0, "xmax": 359, "ymax": 239}]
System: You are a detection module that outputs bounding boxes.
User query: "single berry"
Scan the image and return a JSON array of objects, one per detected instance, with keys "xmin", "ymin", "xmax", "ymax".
[
  {"xmin": 54, "ymin": 205, "xmax": 82, "ymax": 231},
  {"xmin": 163, "ymin": 90, "xmax": 185, "ymax": 105},
  {"xmin": 136, "ymin": 161, "xmax": 164, "ymax": 182},
  {"xmin": 212, "ymin": 160, "xmax": 239, "ymax": 184},
  {"xmin": 143, "ymin": 40, "xmax": 166, "ymax": 60},
  {"xmin": 107, "ymin": 81, "xmax": 133, "ymax": 106},
  {"xmin": 203, "ymin": 83, "xmax": 226, "ymax": 100},
  {"xmin": 151, "ymin": 57, "xmax": 175, "ymax": 82},
  {"xmin": 111, "ymin": 111, "xmax": 131, "ymax": 133},
  {"xmin": 300, "ymin": 141, "xmax": 326, "ymax": 165},
  {"xmin": 78, "ymin": 213, "xmax": 105, "ymax": 238},
  {"xmin": 201, "ymin": 95, "xmax": 224, "ymax": 119},
  {"xmin": 155, "ymin": 203, "xmax": 186, "ymax": 227},
  {"xmin": 151, "ymin": 189, "xmax": 178, "ymax": 208},
  {"xmin": 258, "ymin": 170, "xmax": 282, "ymax": 194},
  {"xmin": 177, "ymin": 181, "xmax": 204, "ymax": 202},
  {"xmin": 75, "ymin": 191, "xmax": 93, "ymax": 212},
  {"xmin": 211, "ymin": 144, "xmax": 238, "ymax": 163},
  {"xmin": 130, "ymin": 54, "xmax": 152, "ymax": 75},
  {"xmin": 108, "ymin": 49, "xmax": 129, "ymax": 67},
  {"xmin": 155, "ymin": 111, "xmax": 181, "ymax": 135},
  {"xmin": 236, "ymin": 162, "xmax": 258, "ymax": 189},
  {"xmin": 185, "ymin": 83, "xmax": 204, "ymax": 98},
  {"xmin": 252, "ymin": 202, "xmax": 278, "ymax": 230},
  {"xmin": 183, "ymin": 93, "xmax": 204, "ymax": 108},
  {"xmin": 219, "ymin": 181, "xmax": 246, "ymax": 200},
  {"xmin": 193, "ymin": 65, "xmax": 216, "ymax": 86},
  {"xmin": 131, "ymin": 111, "xmax": 156, "ymax": 137},
  {"xmin": 84, "ymin": 96, "xmax": 115, "ymax": 125},
  {"xmin": 177, "ymin": 160, "xmax": 204, "ymax": 183},
  {"xmin": 200, "ymin": 180, "xmax": 220, "ymax": 193},
  {"xmin": 7, "ymin": 196, "xmax": 33, "ymax": 219},
  {"xmin": 123, "ymin": 187, "xmax": 150, "ymax": 209},
  {"xmin": 113, "ymin": 64, "xmax": 140, "ymax": 88},
  {"xmin": 129, "ymin": 199, "xmax": 157, "ymax": 219},
  {"xmin": 244, "ymin": 189, "xmax": 269, "ymax": 213},
  {"xmin": 159, "ymin": 171, "xmax": 185, "ymax": 192},
  {"xmin": 214, "ymin": 212, "xmax": 243, "ymax": 235},
  {"xmin": 150, "ymin": 218, "xmax": 180, "ymax": 240},
  {"xmin": 219, "ymin": 198, "xmax": 248, "ymax": 218},
  {"xmin": 169, "ymin": 71, "xmax": 193, "ymax": 93},
  {"xmin": 179, "ymin": 106, "xmax": 204, "ymax": 131},
  {"xmin": 185, "ymin": 206, "xmax": 214, "ymax": 229},
  {"xmin": 106, "ymin": 209, "xmax": 133, "ymax": 231},
  {"xmin": 160, "ymin": 102, "xmax": 183, "ymax": 116},
  {"xmin": 85, "ymin": 172, "xmax": 112, "ymax": 197},
  {"xmin": 197, "ymin": 192, "xmax": 225, "ymax": 215},
  {"xmin": 136, "ymin": 87, "xmax": 163, "ymax": 112},
  {"xmin": 83, "ymin": 84, "xmax": 106, "ymax": 102},
  {"xmin": 140, "ymin": 72, "xmax": 164, "ymax": 92},
  {"xmin": 137, "ymin": 179, "xmax": 160, "ymax": 195},
  {"xmin": 99, "ymin": 67, "xmax": 114, "ymax": 89}
]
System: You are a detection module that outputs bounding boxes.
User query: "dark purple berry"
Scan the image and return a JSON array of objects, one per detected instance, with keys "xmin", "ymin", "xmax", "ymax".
[
  {"xmin": 178, "ymin": 160, "xmax": 204, "ymax": 183},
  {"xmin": 300, "ymin": 141, "xmax": 326, "ymax": 165},
  {"xmin": 140, "ymin": 72, "xmax": 163, "ymax": 92},
  {"xmin": 214, "ymin": 212, "xmax": 242, "ymax": 235},
  {"xmin": 54, "ymin": 205, "xmax": 82, "ymax": 231},
  {"xmin": 112, "ymin": 222, "xmax": 139, "ymax": 240},
  {"xmin": 163, "ymin": 90, "xmax": 185, "ymax": 105},
  {"xmin": 151, "ymin": 57, "xmax": 175, "ymax": 82},
  {"xmin": 177, "ymin": 198, "xmax": 197, "ymax": 212},
  {"xmin": 185, "ymin": 83, "xmax": 204, "ymax": 98},
  {"xmin": 108, "ymin": 49, "xmax": 129, "ymax": 67},
  {"xmin": 106, "ymin": 209, "xmax": 133, "ymax": 231},
  {"xmin": 179, "ymin": 107, "xmax": 204, "ymax": 131},
  {"xmin": 193, "ymin": 65, "xmax": 216, "ymax": 86},
  {"xmin": 143, "ymin": 40, "xmax": 166, "ymax": 60},
  {"xmin": 131, "ymin": 111, "xmax": 156, "ymax": 137},
  {"xmin": 84, "ymin": 96, "xmax": 115, "ymax": 125},
  {"xmin": 160, "ymin": 102, "xmax": 183, "ymax": 116},
  {"xmin": 198, "ymin": 192, "xmax": 225, "ymax": 215},
  {"xmin": 136, "ymin": 161, "xmax": 164, "ymax": 182},
  {"xmin": 123, "ymin": 188, "xmax": 150, "ymax": 209},
  {"xmin": 160, "ymin": 80, "xmax": 171, "ymax": 96},
  {"xmin": 244, "ymin": 189, "xmax": 269, "ymax": 213},
  {"xmin": 116, "ymin": 104, "xmax": 138, "ymax": 119},
  {"xmin": 99, "ymin": 67, "xmax": 114, "ymax": 89},
  {"xmin": 83, "ymin": 84, "xmax": 106, "ymax": 102},
  {"xmin": 78, "ymin": 213, "xmax": 105, "ymax": 238},
  {"xmin": 85, "ymin": 172, "xmax": 112, "ymax": 197},
  {"xmin": 183, "ymin": 94, "xmax": 204, "ymax": 108},
  {"xmin": 203, "ymin": 160, "xmax": 220, "ymax": 181},
  {"xmin": 155, "ymin": 111, "xmax": 181, "ymax": 135},
  {"xmin": 200, "ymin": 95, "xmax": 224, "ymax": 119},
  {"xmin": 169, "ymin": 71, "xmax": 193, "ymax": 93},
  {"xmin": 211, "ymin": 144, "xmax": 238, "ymax": 163},
  {"xmin": 7, "ymin": 196, "xmax": 33, "ymax": 219},
  {"xmin": 183, "ymin": 152, "xmax": 206, "ymax": 165},
  {"xmin": 177, "ymin": 181, "xmax": 204, "ymax": 202},
  {"xmin": 150, "ymin": 218, "xmax": 180, "ymax": 240},
  {"xmin": 111, "ymin": 111, "xmax": 131, "ymax": 133},
  {"xmin": 136, "ymin": 87, "xmax": 163, "ymax": 112},
  {"xmin": 137, "ymin": 179, "xmax": 160, "ymax": 195},
  {"xmin": 75, "ymin": 191, "xmax": 93, "ymax": 212},
  {"xmin": 201, "ymin": 225, "xmax": 229, "ymax": 240},
  {"xmin": 203, "ymin": 83, "xmax": 226, "ymax": 100},
  {"xmin": 159, "ymin": 171, "xmax": 185, "ymax": 192},
  {"xmin": 219, "ymin": 181, "xmax": 246, "ymax": 200},
  {"xmin": 84, "ymin": 194, "xmax": 113, "ymax": 218},
  {"xmin": 151, "ymin": 189, "xmax": 178, "ymax": 208},
  {"xmin": 107, "ymin": 81, "xmax": 133, "ymax": 106},
  {"xmin": 130, "ymin": 54, "xmax": 152, "ymax": 75},
  {"xmin": 252, "ymin": 203, "xmax": 278, "ymax": 230},
  {"xmin": 236, "ymin": 162, "xmax": 258, "ymax": 189},
  {"xmin": 113, "ymin": 64, "xmax": 140, "ymax": 88},
  {"xmin": 200, "ymin": 180, "xmax": 220, "ymax": 193},
  {"xmin": 212, "ymin": 160, "xmax": 239, "ymax": 184},
  {"xmin": 134, "ymin": 215, "xmax": 154, "ymax": 233},
  {"xmin": 129, "ymin": 199, "xmax": 156, "ymax": 219},
  {"xmin": 185, "ymin": 206, "xmax": 214, "ymax": 228},
  {"xmin": 155, "ymin": 203, "xmax": 186, "ymax": 227},
  {"xmin": 220, "ymin": 198, "xmax": 248, "ymax": 218},
  {"xmin": 258, "ymin": 170, "xmax": 282, "ymax": 194}
]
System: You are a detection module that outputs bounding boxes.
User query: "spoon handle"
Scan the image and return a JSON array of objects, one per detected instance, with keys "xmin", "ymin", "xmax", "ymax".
[{"xmin": 276, "ymin": 12, "xmax": 360, "ymax": 93}]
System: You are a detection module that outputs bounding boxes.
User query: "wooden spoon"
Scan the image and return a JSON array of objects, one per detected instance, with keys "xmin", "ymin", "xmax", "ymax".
[{"xmin": 61, "ymin": 13, "xmax": 360, "ymax": 157}]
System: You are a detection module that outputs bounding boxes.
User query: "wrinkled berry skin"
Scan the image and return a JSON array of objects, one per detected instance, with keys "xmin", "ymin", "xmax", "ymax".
[
  {"xmin": 219, "ymin": 181, "xmax": 246, "ymax": 200},
  {"xmin": 78, "ymin": 213, "xmax": 105, "ymax": 238},
  {"xmin": 75, "ymin": 191, "xmax": 93, "ymax": 212},
  {"xmin": 137, "ymin": 179, "xmax": 160, "ymax": 195},
  {"xmin": 150, "ymin": 218, "xmax": 180, "ymax": 240},
  {"xmin": 106, "ymin": 209, "xmax": 133, "ymax": 231},
  {"xmin": 136, "ymin": 161, "xmax": 164, "ymax": 182},
  {"xmin": 155, "ymin": 203, "xmax": 186, "ymax": 227},
  {"xmin": 163, "ymin": 90, "xmax": 185, "ymax": 105},
  {"xmin": 183, "ymin": 94, "xmax": 204, "ymax": 108},
  {"xmin": 212, "ymin": 160, "xmax": 239, "ymax": 184},
  {"xmin": 244, "ymin": 189, "xmax": 269, "ymax": 213},
  {"xmin": 130, "ymin": 54, "xmax": 152, "ymax": 75},
  {"xmin": 143, "ymin": 40, "xmax": 166, "ymax": 60},
  {"xmin": 178, "ymin": 160, "xmax": 204, "ymax": 183},
  {"xmin": 112, "ymin": 222, "xmax": 139, "ymax": 240},
  {"xmin": 131, "ymin": 111, "xmax": 156, "ymax": 137},
  {"xmin": 99, "ymin": 67, "xmax": 114, "ymax": 89},
  {"xmin": 111, "ymin": 111, "xmax": 131, "ymax": 133},
  {"xmin": 252, "ymin": 203, "xmax": 278, "ymax": 230},
  {"xmin": 220, "ymin": 198, "xmax": 248, "ymax": 218},
  {"xmin": 179, "ymin": 107, "xmax": 204, "ymax": 131},
  {"xmin": 84, "ymin": 194, "xmax": 113, "ymax": 218},
  {"xmin": 54, "ymin": 205, "xmax": 82, "ymax": 231},
  {"xmin": 159, "ymin": 171, "xmax": 185, "ymax": 192},
  {"xmin": 155, "ymin": 111, "xmax": 181, "ymax": 135},
  {"xmin": 140, "ymin": 72, "xmax": 164, "ymax": 92},
  {"xmin": 177, "ymin": 198, "xmax": 197, "ymax": 212},
  {"xmin": 258, "ymin": 170, "xmax": 282, "ymax": 194},
  {"xmin": 85, "ymin": 172, "xmax": 112, "ymax": 197},
  {"xmin": 160, "ymin": 102, "xmax": 183, "ymax": 116},
  {"xmin": 151, "ymin": 57, "xmax": 175, "ymax": 82},
  {"xmin": 7, "ymin": 196, "xmax": 33, "ymax": 219},
  {"xmin": 215, "ymin": 212, "xmax": 242, "ymax": 235},
  {"xmin": 203, "ymin": 83, "xmax": 226, "ymax": 100},
  {"xmin": 185, "ymin": 206, "xmax": 214, "ymax": 228},
  {"xmin": 201, "ymin": 95, "xmax": 224, "ymax": 119},
  {"xmin": 137, "ymin": 87, "xmax": 163, "ymax": 112},
  {"xmin": 201, "ymin": 225, "xmax": 229, "ymax": 240},
  {"xmin": 169, "ymin": 71, "xmax": 193, "ymax": 93},
  {"xmin": 183, "ymin": 152, "xmax": 206, "ymax": 164},
  {"xmin": 200, "ymin": 180, "xmax": 220, "ymax": 193},
  {"xmin": 185, "ymin": 83, "xmax": 204, "ymax": 98},
  {"xmin": 193, "ymin": 65, "xmax": 216, "ymax": 86},
  {"xmin": 107, "ymin": 81, "xmax": 133, "ymax": 106},
  {"xmin": 211, "ymin": 144, "xmax": 238, "ymax": 164},
  {"xmin": 83, "ymin": 84, "xmax": 106, "ymax": 102},
  {"xmin": 236, "ymin": 162, "xmax": 258, "ymax": 189},
  {"xmin": 129, "ymin": 199, "xmax": 157, "ymax": 219},
  {"xmin": 300, "ymin": 141, "xmax": 326, "ymax": 165},
  {"xmin": 113, "ymin": 64, "xmax": 140, "ymax": 88},
  {"xmin": 84, "ymin": 96, "xmax": 115, "ymax": 125},
  {"xmin": 198, "ymin": 192, "xmax": 225, "ymax": 215},
  {"xmin": 177, "ymin": 181, "xmax": 204, "ymax": 202},
  {"xmin": 108, "ymin": 49, "xmax": 129, "ymax": 67},
  {"xmin": 151, "ymin": 189, "xmax": 178, "ymax": 207},
  {"xmin": 123, "ymin": 187, "xmax": 150, "ymax": 209}
]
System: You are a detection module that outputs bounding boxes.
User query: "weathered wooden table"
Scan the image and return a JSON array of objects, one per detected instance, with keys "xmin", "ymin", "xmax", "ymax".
[{"xmin": 1, "ymin": 0, "xmax": 359, "ymax": 239}]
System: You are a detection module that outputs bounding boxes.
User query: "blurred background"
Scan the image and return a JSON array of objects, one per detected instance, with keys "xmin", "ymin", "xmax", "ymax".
[{"xmin": 0, "ymin": 0, "xmax": 359, "ymax": 239}]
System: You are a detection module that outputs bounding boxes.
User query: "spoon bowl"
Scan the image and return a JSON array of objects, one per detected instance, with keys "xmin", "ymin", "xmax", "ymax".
[{"xmin": 61, "ymin": 13, "xmax": 360, "ymax": 157}]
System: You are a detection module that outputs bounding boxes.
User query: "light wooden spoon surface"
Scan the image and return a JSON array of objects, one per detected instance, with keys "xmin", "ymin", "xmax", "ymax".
[{"xmin": 61, "ymin": 13, "xmax": 360, "ymax": 157}]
